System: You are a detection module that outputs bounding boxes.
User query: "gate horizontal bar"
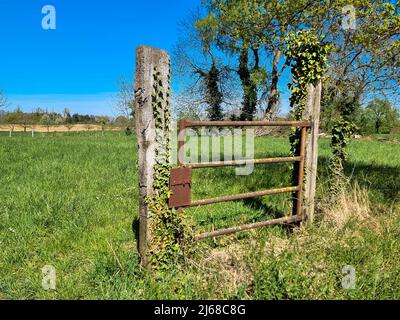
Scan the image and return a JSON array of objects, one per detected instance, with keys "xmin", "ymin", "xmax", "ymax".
[
  {"xmin": 188, "ymin": 156, "xmax": 302, "ymax": 169},
  {"xmin": 194, "ymin": 215, "xmax": 303, "ymax": 241},
  {"xmin": 182, "ymin": 120, "xmax": 311, "ymax": 128},
  {"xmin": 188, "ymin": 186, "xmax": 300, "ymax": 207}
]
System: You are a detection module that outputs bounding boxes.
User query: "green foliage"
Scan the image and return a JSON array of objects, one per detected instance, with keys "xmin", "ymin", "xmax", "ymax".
[
  {"xmin": 197, "ymin": 0, "xmax": 266, "ymax": 51},
  {"xmin": 5, "ymin": 112, "xmax": 21, "ymax": 125},
  {"xmin": 237, "ymin": 49, "xmax": 268, "ymax": 121},
  {"xmin": 284, "ymin": 30, "xmax": 330, "ymax": 186},
  {"xmin": 361, "ymin": 99, "xmax": 400, "ymax": 134},
  {"xmin": 204, "ymin": 63, "xmax": 224, "ymax": 121},
  {"xmin": 0, "ymin": 109, "xmax": 112, "ymax": 127},
  {"xmin": 145, "ymin": 68, "xmax": 191, "ymax": 271},
  {"xmin": 315, "ymin": 0, "xmax": 400, "ymax": 191},
  {"xmin": 196, "ymin": 0, "xmax": 400, "ymax": 121},
  {"xmin": 285, "ymin": 30, "xmax": 330, "ymax": 123},
  {"xmin": 40, "ymin": 114, "xmax": 54, "ymax": 126},
  {"xmin": 328, "ymin": 94, "xmax": 360, "ymax": 192},
  {"xmin": 197, "ymin": 0, "xmax": 268, "ymax": 120},
  {"xmin": 330, "ymin": 119, "xmax": 358, "ymax": 190}
]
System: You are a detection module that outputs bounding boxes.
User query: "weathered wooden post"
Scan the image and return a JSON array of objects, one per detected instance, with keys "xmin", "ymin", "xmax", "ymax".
[
  {"xmin": 134, "ymin": 46, "xmax": 170, "ymax": 267},
  {"xmin": 303, "ymin": 81, "xmax": 322, "ymax": 222}
]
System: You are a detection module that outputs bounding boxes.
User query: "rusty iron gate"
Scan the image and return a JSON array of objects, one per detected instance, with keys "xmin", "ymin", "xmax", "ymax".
[{"xmin": 168, "ymin": 119, "xmax": 311, "ymax": 241}]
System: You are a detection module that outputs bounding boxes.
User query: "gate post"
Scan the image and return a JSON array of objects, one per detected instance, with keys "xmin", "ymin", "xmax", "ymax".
[
  {"xmin": 303, "ymin": 81, "xmax": 322, "ymax": 222},
  {"xmin": 134, "ymin": 46, "xmax": 170, "ymax": 267}
]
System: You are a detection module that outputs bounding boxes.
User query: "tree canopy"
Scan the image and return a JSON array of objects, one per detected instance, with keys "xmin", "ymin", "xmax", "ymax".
[{"xmin": 187, "ymin": 0, "xmax": 400, "ymax": 121}]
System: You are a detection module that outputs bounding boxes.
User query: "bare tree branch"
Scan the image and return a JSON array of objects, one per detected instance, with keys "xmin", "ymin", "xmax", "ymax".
[
  {"xmin": 115, "ymin": 77, "xmax": 134, "ymax": 121},
  {"xmin": 0, "ymin": 90, "xmax": 9, "ymax": 111}
]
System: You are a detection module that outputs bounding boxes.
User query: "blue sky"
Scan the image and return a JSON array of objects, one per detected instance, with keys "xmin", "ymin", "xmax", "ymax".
[{"xmin": 0, "ymin": 0, "xmax": 201, "ymax": 115}]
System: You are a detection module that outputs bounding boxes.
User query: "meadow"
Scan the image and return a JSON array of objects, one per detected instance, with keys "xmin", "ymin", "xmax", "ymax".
[{"xmin": 0, "ymin": 131, "xmax": 399, "ymax": 300}]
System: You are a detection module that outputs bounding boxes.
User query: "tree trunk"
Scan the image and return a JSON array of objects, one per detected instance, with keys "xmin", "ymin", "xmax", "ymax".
[
  {"xmin": 205, "ymin": 63, "xmax": 223, "ymax": 121},
  {"xmin": 238, "ymin": 48, "xmax": 257, "ymax": 121},
  {"xmin": 265, "ymin": 50, "xmax": 281, "ymax": 119}
]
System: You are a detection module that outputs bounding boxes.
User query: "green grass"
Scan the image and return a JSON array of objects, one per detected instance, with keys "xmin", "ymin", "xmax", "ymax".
[
  {"xmin": 0, "ymin": 132, "xmax": 399, "ymax": 299},
  {"xmin": 370, "ymin": 133, "xmax": 400, "ymax": 140}
]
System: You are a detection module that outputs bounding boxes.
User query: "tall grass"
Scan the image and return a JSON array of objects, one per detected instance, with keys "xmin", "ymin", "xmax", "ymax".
[{"xmin": 0, "ymin": 132, "xmax": 399, "ymax": 299}]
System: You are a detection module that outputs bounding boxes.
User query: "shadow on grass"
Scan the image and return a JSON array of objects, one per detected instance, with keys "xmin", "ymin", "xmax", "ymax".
[
  {"xmin": 344, "ymin": 162, "xmax": 399, "ymax": 202},
  {"xmin": 131, "ymin": 155, "xmax": 399, "ymax": 243},
  {"xmin": 193, "ymin": 155, "xmax": 399, "ymax": 219},
  {"xmin": 242, "ymin": 197, "xmax": 287, "ymax": 219},
  {"xmin": 316, "ymin": 156, "xmax": 400, "ymax": 203}
]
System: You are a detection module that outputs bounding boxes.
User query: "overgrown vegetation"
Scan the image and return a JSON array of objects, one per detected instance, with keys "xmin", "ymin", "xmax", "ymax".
[
  {"xmin": 358, "ymin": 99, "xmax": 400, "ymax": 134},
  {"xmin": 145, "ymin": 68, "xmax": 191, "ymax": 269},
  {"xmin": 0, "ymin": 132, "xmax": 398, "ymax": 299},
  {"xmin": 284, "ymin": 30, "xmax": 330, "ymax": 191}
]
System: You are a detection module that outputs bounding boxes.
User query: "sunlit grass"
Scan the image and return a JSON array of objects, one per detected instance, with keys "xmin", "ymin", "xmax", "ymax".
[{"xmin": 0, "ymin": 131, "xmax": 399, "ymax": 299}]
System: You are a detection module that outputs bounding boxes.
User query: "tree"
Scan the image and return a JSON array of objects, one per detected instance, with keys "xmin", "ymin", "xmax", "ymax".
[
  {"xmin": 115, "ymin": 115, "xmax": 128, "ymax": 127},
  {"xmin": 174, "ymin": 10, "xmax": 233, "ymax": 121},
  {"xmin": 197, "ymin": 0, "xmax": 268, "ymax": 120},
  {"xmin": 320, "ymin": 1, "xmax": 400, "ymax": 100},
  {"xmin": 5, "ymin": 112, "xmax": 18, "ymax": 137},
  {"xmin": 363, "ymin": 99, "xmax": 399, "ymax": 134},
  {"xmin": 198, "ymin": 1, "xmax": 400, "ymax": 119},
  {"xmin": 40, "ymin": 114, "xmax": 53, "ymax": 132},
  {"xmin": 63, "ymin": 107, "xmax": 69, "ymax": 117},
  {"xmin": 256, "ymin": 0, "xmax": 316, "ymax": 118},
  {"xmin": 0, "ymin": 91, "xmax": 8, "ymax": 125},
  {"xmin": 314, "ymin": 1, "xmax": 400, "ymax": 189},
  {"xmin": 0, "ymin": 90, "xmax": 8, "ymax": 111},
  {"xmin": 21, "ymin": 112, "xmax": 33, "ymax": 132},
  {"xmin": 318, "ymin": 0, "xmax": 400, "ymax": 131},
  {"xmin": 96, "ymin": 116, "xmax": 110, "ymax": 135},
  {"xmin": 55, "ymin": 116, "xmax": 64, "ymax": 126},
  {"xmin": 198, "ymin": 0, "xmax": 323, "ymax": 119},
  {"xmin": 116, "ymin": 77, "xmax": 135, "ymax": 121}
]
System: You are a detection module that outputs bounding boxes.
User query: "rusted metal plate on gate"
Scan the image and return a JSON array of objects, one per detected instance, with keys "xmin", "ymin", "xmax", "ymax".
[{"xmin": 169, "ymin": 167, "xmax": 192, "ymax": 208}]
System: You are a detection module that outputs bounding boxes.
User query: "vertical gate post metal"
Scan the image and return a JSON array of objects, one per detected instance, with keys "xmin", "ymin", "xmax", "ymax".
[
  {"xmin": 303, "ymin": 81, "xmax": 322, "ymax": 222},
  {"xmin": 295, "ymin": 126, "xmax": 308, "ymax": 217},
  {"xmin": 134, "ymin": 45, "xmax": 170, "ymax": 267},
  {"xmin": 178, "ymin": 119, "xmax": 186, "ymax": 167}
]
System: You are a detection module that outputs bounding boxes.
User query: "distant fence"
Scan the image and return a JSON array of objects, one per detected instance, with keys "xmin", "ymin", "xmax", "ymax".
[{"xmin": 0, "ymin": 124, "xmax": 123, "ymax": 133}]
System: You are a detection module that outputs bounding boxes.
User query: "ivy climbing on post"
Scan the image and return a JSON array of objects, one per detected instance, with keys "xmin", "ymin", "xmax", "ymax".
[
  {"xmin": 329, "ymin": 96, "xmax": 358, "ymax": 193},
  {"xmin": 145, "ymin": 67, "xmax": 191, "ymax": 270},
  {"xmin": 284, "ymin": 30, "xmax": 330, "ymax": 215}
]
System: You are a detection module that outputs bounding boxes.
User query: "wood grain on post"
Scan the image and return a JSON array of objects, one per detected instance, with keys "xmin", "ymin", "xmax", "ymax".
[
  {"xmin": 134, "ymin": 46, "xmax": 170, "ymax": 267},
  {"xmin": 303, "ymin": 81, "xmax": 322, "ymax": 222}
]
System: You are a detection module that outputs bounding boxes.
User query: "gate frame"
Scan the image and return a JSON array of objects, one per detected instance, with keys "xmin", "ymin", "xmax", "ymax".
[
  {"xmin": 172, "ymin": 119, "xmax": 311, "ymax": 241},
  {"xmin": 134, "ymin": 45, "xmax": 321, "ymax": 266}
]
